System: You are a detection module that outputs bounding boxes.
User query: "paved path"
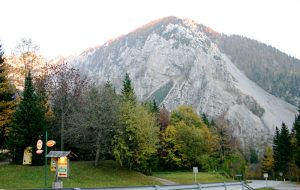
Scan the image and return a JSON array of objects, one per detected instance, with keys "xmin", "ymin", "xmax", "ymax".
[
  {"xmin": 248, "ymin": 180, "xmax": 300, "ymax": 190},
  {"xmin": 152, "ymin": 177, "xmax": 178, "ymax": 185},
  {"xmin": 152, "ymin": 179, "xmax": 300, "ymax": 190}
]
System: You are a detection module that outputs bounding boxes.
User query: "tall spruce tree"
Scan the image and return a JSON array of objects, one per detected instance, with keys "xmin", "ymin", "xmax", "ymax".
[
  {"xmin": 8, "ymin": 72, "xmax": 46, "ymax": 165},
  {"xmin": 113, "ymin": 74, "xmax": 158, "ymax": 174},
  {"xmin": 0, "ymin": 43, "xmax": 16, "ymax": 149},
  {"xmin": 293, "ymin": 109, "xmax": 300, "ymax": 168},
  {"xmin": 273, "ymin": 123, "xmax": 292, "ymax": 177},
  {"xmin": 121, "ymin": 73, "xmax": 136, "ymax": 103}
]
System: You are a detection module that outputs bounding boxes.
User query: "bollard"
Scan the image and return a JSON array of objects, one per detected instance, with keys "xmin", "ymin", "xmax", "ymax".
[
  {"xmin": 197, "ymin": 183, "xmax": 202, "ymax": 190},
  {"xmin": 155, "ymin": 185, "xmax": 160, "ymax": 190},
  {"xmin": 52, "ymin": 180, "xmax": 63, "ymax": 189},
  {"xmin": 224, "ymin": 182, "xmax": 227, "ymax": 190}
]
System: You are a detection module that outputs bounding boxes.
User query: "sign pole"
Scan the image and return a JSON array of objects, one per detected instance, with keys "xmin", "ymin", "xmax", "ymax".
[
  {"xmin": 45, "ymin": 131, "xmax": 48, "ymax": 186},
  {"xmin": 263, "ymin": 173, "xmax": 268, "ymax": 187},
  {"xmin": 193, "ymin": 167, "xmax": 198, "ymax": 183}
]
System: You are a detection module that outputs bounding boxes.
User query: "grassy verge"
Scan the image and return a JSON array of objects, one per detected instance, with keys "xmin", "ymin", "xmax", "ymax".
[
  {"xmin": 153, "ymin": 171, "xmax": 232, "ymax": 184},
  {"xmin": 0, "ymin": 160, "xmax": 160, "ymax": 189},
  {"xmin": 0, "ymin": 160, "xmax": 233, "ymax": 189}
]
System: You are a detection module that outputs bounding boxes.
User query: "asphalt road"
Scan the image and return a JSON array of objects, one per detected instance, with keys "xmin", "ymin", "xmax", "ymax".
[{"xmin": 248, "ymin": 180, "xmax": 300, "ymax": 190}]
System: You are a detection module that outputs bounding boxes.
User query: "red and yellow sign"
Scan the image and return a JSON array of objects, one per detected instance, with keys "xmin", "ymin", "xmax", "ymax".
[{"xmin": 46, "ymin": 140, "xmax": 56, "ymax": 147}]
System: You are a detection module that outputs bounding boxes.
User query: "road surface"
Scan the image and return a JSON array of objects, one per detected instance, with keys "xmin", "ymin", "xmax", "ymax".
[{"xmin": 248, "ymin": 180, "xmax": 300, "ymax": 190}]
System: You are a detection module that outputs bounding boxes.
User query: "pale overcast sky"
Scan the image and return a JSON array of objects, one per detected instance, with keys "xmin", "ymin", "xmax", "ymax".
[{"xmin": 1, "ymin": 0, "xmax": 299, "ymax": 59}]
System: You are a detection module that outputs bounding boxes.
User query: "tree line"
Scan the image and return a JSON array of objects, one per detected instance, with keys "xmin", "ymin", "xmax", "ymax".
[
  {"xmin": 261, "ymin": 115, "xmax": 300, "ymax": 180},
  {"xmin": 1, "ymin": 39, "xmax": 300, "ymax": 179}
]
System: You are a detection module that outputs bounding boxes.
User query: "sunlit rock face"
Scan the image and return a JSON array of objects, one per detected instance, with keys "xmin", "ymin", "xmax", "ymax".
[{"xmin": 65, "ymin": 16, "xmax": 298, "ymax": 149}]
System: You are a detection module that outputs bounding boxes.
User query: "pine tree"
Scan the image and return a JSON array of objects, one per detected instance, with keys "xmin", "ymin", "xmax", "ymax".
[
  {"xmin": 8, "ymin": 72, "xmax": 46, "ymax": 165},
  {"xmin": 293, "ymin": 109, "xmax": 300, "ymax": 168},
  {"xmin": 249, "ymin": 147, "xmax": 258, "ymax": 164},
  {"xmin": 280, "ymin": 123, "xmax": 292, "ymax": 175},
  {"xmin": 121, "ymin": 73, "xmax": 136, "ymax": 103},
  {"xmin": 151, "ymin": 99, "xmax": 159, "ymax": 114},
  {"xmin": 273, "ymin": 123, "xmax": 292, "ymax": 177},
  {"xmin": 273, "ymin": 127, "xmax": 280, "ymax": 169},
  {"xmin": 0, "ymin": 43, "xmax": 16, "ymax": 149},
  {"xmin": 201, "ymin": 113, "xmax": 210, "ymax": 127}
]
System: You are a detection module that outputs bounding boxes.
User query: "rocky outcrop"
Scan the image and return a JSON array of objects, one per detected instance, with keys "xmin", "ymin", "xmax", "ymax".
[{"xmin": 66, "ymin": 16, "xmax": 298, "ymax": 148}]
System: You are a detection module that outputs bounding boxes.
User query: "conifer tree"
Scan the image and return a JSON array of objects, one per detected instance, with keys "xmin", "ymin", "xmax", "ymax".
[
  {"xmin": 151, "ymin": 99, "xmax": 159, "ymax": 114},
  {"xmin": 0, "ymin": 43, "xmax": 16, "ymax": 149},
  {"xmin": 201, "ymin": 113, "xmax": 210, "ymax": 127},
  {"xmin": 121, "ymin": 73, "xmax": 136, "ymax": 103},
  {"xmin": 8, "ymin": 72, "xmax": 46, "ymax": 165},
  {"xmin": 293, "ymin": 109, "xmax": 300, "ymax": 168},
  {"xmin": 273, "ymin": 123, "xmax": 292, "ymax": 177},
  {"xmin": 113, "ymin": 74, "xmax": 158, "ymax": 174}
]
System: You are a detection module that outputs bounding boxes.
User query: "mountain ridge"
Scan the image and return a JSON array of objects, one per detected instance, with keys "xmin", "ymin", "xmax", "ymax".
[{"xmin": 62, "ymin": 16, "xmax": 298, "ymax": 150}]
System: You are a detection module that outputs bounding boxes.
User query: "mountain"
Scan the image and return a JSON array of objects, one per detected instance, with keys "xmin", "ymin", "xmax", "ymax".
[
  {"xmin": 218, "ymin": 35, "xmax": 300, "ymax": 107},
  {"xmin": 65, "ymin": 16, "xmax": 298, "ymax": 150}
]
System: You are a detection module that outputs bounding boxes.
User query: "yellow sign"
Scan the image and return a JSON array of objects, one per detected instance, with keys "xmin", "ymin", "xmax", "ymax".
[
  {"xmin": 46, "ymin": 140, "xmax": 56, "ymax": 147},
  {"xmin": 50, "ymin": 158, "xmax": 57, "ymax": 172},
  {"xmin": 57, "ymin": 157, "xmax": 68, "ymax": 177},
  {"xmin": 23, "ymin": 146, "xmax": 32, "ymax": 165}
]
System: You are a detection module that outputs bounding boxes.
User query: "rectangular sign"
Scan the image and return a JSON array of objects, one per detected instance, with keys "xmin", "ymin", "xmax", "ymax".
[
  {"xmin": 50, "ymin": 158, "xmax": 57, "ymax": 172},
  {"xmin": 193, "ymin": 167, "xmax": 198, "ymax": 173},
  {"xmin": 23, "ymin": 147, "xmax": 32, "ymax": 165},
  {"xmin": 57, "ymin": 157, "xmax": 68, "ymax": 177}
]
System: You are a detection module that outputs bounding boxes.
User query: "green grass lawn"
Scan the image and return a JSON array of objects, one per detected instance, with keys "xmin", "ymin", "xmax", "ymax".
[
  {"xmin": 153, "ymin": 171, "xmax": 232, "ymax": 184},
  {"xmin": 0, "ymin": 161, "xmax": 232, "ymax": 189},
  {"xmin": 0, "ymin": 160, "xmax": 160, "ymax": 189}
]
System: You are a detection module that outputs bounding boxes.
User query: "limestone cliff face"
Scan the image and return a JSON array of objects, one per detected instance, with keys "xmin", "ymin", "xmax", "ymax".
[{"xmin": 65, "ymin": 16, "xmax": 298, "ymax": 148}]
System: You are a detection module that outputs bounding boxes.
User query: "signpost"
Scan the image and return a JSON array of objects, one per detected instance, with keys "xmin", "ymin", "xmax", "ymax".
[
  {"xmin": 193, "ymin": 167, "xmax": 198, "ymax": 183},
  {"xmin": 279, "ymin": 172, "xmax": 284, "ymax": 181},
  {"xmin": 36, "ymin": 132, "xmax": 52, "ymax": 187},
  {"xmin": 235, "ymin": 174, "xmax": 242, "ymax": 181},
  {"xmin": 263, "ymin": 173, "xmax": 268, "ymax": 187},
  {"xmin": 47, "ymin": 151, "xmax": 76, "ymax": 188}
]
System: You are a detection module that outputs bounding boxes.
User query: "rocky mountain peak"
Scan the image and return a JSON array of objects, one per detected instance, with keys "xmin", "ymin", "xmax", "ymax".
[{"xmin": 64, "ymin": 17, "xmax": 298, "ymax": 151}]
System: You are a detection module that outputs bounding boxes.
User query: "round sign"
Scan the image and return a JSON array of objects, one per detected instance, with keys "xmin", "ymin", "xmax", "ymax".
[
  {"xmin": 36, "ymin": 149, "xmax": 44, "ymax": 154},
  {"xmin": 46, "ymin": 140, "xmax": 56, "ymax": 147},
  {"xmin": 36, "ymin": 140, "xmax": 43, "ymax": 150}
]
